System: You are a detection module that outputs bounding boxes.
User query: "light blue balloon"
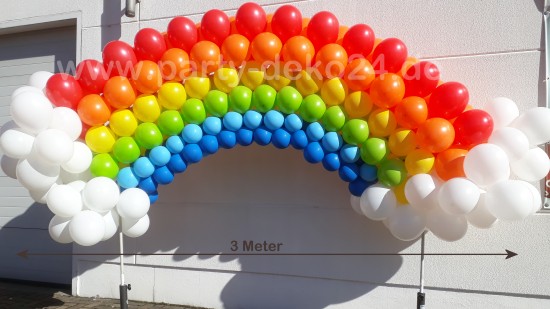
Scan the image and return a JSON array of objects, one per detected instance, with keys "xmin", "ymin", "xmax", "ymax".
[
  {"xmin": 182, "ymin": 124, "xmax": 203, "ymax": 144},
  {"xmin": 340, "ymin": 144, "xmax": 360, "ymax": 163},
  {"xmin": 263, "ymin": 110, "xmax": 284, "ymax": 131},
  {"xmin": 133, "ymin": 157, "xmax": 155, "ymax": 178},
  {"xmin": 117, "ymin": 167, "xmax": 139, "ymax": 189},
  {"xmin": 284, "ymin": 114, "xmax": 303, "ymax": 133},
  {"xmin": 222, "ymin": 111, "xmax": 243, "ymax": 131},
  {"xmin": 202, "ymin": 117, "xmax": 222, "ymax": 135},
  {"xmin": 306, "ymin": 122, "xmax": 324, "ymax": 142},
  {"xmin": 321, "ymin": 131, "xmax": 343, "ymax": 153},
  {"xmin": 149, "ymin": 146, "xmax": 171, "ymax": 166},
  {"xmin": 243, "ymin": 110, "xmax": 262, "ymax": 129},
  {"xmin": 165, "ymin": 136, "xmax": 184, "ymax": 154}
]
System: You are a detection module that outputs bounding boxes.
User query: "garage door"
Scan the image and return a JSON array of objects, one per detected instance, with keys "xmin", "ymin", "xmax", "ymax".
[{"xmin": 0, "ymin": 26, "xmax": 76, "ymax": 284}]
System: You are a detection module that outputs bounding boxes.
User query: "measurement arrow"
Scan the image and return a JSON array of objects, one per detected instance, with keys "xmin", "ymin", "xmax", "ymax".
[{"xmin": 17, "ymin": 249, "xmax": 517, "ymax": 259}]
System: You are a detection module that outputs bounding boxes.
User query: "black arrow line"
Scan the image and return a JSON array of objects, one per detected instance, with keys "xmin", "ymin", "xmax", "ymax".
[{"xmin": 17, "ymin": 249, "xmax": 517, "ymax": 260}]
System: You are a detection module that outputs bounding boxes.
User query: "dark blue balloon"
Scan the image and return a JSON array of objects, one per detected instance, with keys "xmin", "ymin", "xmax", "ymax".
[
  {"xmin": 272, "ymin": 128, "xmax": 291, "ymax": 149},
  {"xmin": 218, "ymin": 130, "xmax": 237, "ymax": 149},
  {"xmin": 360, "ymin": 164, "xmax": 378, "ymax": 182},
  {"xmin": 199, "ymin": 135, "xmax": 219, "ymax": 155},
  {"xmin": 322, "ymin": 153, "xmax": 341, "ymax": 171},
  {"xmin": 181, "ymin": 143, "xmax": 203, "ymax": 163},
  {"xmin": 167, "ymin": 153, "xmax": 187, "ymax": 173},
  {"xmin": 304, "ymin": 142, "xmax": 324, "ymax": 164},
  {"xmin": 290, "ymin": 130, "xmax": 308, "ymax": 149},
  {"xmin": 348, "ymin": 178, "xmax": 373, "ymax": 197},
  {"xmin": 153, "ymin": 165, "xmax": 174, "ymax": 185},
  {"xmin": 138, "ymin": 176, "xmax": 158, "ymax": 194},
  {"xmin": 148, "ymin": 191, "xmax": 159, "ymax": 204},
  {"xmin": 338, "ymin": 163, "xmax": 360, "ymax": 182},
  {"xmin": 284, "ymin": 114, "xmax": 303, "ymax": 132},
  {"xmin": 236, "ymin": 128, "xmax": 254, "ymax": 146},
  {"xmin": 253, "ymin": 126, "xmax": 272, "ymax": 146}
]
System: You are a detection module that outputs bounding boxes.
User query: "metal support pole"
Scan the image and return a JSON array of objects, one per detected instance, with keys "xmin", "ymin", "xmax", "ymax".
[
  {"xmin": 417, "ymin": 231, "xmax": 426, "ymax": 309},
  {"xmin": 119, "ymin": 231, "xmax": 130, "ymax": 309}
]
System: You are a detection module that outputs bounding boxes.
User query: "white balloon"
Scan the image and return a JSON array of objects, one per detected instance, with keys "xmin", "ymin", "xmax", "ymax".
[
  {"xmin": 122, "ymin": 215, "xmax": 150, "ymax": 238},
  {"xmin": 426, "ymin": 207, "xmax": 468, "ymax": 242},
  {"xmin": 484, "ymin": 97, "xmax": 519, "ymax": 128},
  {"xmin": 49, "ymin": 107, "xmax": 82, "ymax": 141},
  {"xmin": 28, "ymin": 71, "xmax": 53, "ymax": 90},
  {"xmin": 67, "ymin": 180, "xmax": 86, "ymax": 192},
  {"xmin": 359, "ymin": 183, "xmax": 397, "ymax": 220},
  {"xmin": 60, "ymin": 168, "xmax": 92, "ymax": 183},
  {"xmin": 350, "ymin": 195, "xmax": 363, "ymax": 216},
  {"xmin": 82, "ymin": 177, "xmax": 120, "ymax": 213},
  {"xmin": 386, "ymin": 205, "xmax": 426, "ymax": 241},
  {"xmin": 69, "ymin": 210, "xmax": 106, "ymax": 246},
  {"xmin": 48, "ymin": 215, "xmax": 73, "ymax": 244},
  {"xmin": 488, "ymin": 127, "xmax": 529, "ymax": 161},
  {"xmin": 46, "ymin": 185, "xmax": 83, "ymax": 217},
  {"xmin": 485, "ymin": 180, "xmax": 532, "ymax": 220},
  {"xmin": 61, "ymin": 142, "xmax": 92, "ymax": 174},
  {"xmin": 464, "ymin": 144, "xmax": 510, "ymax": 187},
  {"xmin": 32, "ymin": 129, "xmax": 74, "ymax": 165},
  {"xmin": 116, "ymin": 188, "xmax": 150, "ymax": 220},
  {"xmin": 29, "ymin": 184, "xmax": 57, "ymax": 204},
  {"xmin": 512, "ymin": 107, "xmax": 550, "ymax": 145},
  {"xmin": 510, "ymin": 147, "xmax": 550, "ymax": 182},
  {"xmin": 438, "ymin": 178, "xmax": 480, "ymax": 215},
  {"xmin": 0, "ymin": 128, "xmax": 35, "ymax": 159},
  {"xmin": 0, "ymin": 120, "xmax": 21, "ymax": 154},
  {"xmin": 404, "ymin": 174, "xmax": 438, "ymax": 213},
  {"xmin": 523, "ymin": 182, "xmax": 542, "ymax": 214},
  {"xmin": 16, "ymin": 158, "xmax": 59, "ymax": 192},
  {"xmin": 1, "ymin": 155, "xmax": 18, "ymax": 179},
  {"xmin": 102, "ymin": 210, "xmax": 120, "ymax": 241},
  {"xmin": 11, "ymin": 86, "xmax": 42, "ymax": 100},
  {"xmin": 10, "ymin": 91, "xmax": 53, "ymax": 134},
  {"xmin": 466, "ymin": 192, "xmax": 498, "ymax": 229}
]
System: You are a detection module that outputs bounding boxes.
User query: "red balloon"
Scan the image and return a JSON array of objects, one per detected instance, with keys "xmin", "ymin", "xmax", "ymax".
[
  {"xmin": 235, "ymin": 2, "xmax": 267, "ymax": 41},
  {"xmin": 403, "ymin": 61, "xmax": 440, "ymax": 97},
  {"xmin": 342, "ymin": 24, "xmax": 375, "ymax": 59},
  {"xmin": 306, "ymin": 11, "xmax": 339, "ymax": 50},
  {"xmin": 45, "ymin": 73, "xmax": 84, "ymax": 109},
  {"xmin": 76, "ymin": 59, "xmax": 108, "ymax": 94},
  {"xmin": 167, "ymin": 16, "xmax": 198, "ymax": 52},
  {"xmin": 134, "ymin": 28, "xmax": 167, "ymax": 62},
  {"xmin": 102, "ymin": 41, "xmax": 137, "ymax": 77},
  {"xmin": 428, "ymin": 82, "xmax": 469, "ymax": 119},
  {"xmin": 453, "ymin": 109, "xmax": 494, "ymax": 148},
  {"xmin": 271, "ymin": 5, "xmax": 303, "ymax": 43},
  {"xmin": 201, "ymin": 9, "xmax": 231, "ymax": 46},
  {"xmin": 371, "ymin": 38, "xmax": 408, "ymax": 74}
]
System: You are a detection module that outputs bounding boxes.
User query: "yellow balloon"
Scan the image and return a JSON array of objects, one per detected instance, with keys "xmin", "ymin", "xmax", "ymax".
[
  {"xmin": 295, "ymin": 70, "xmax": 322, "ymax": 96},
  {"xmin": 393, "ymin": 179, "xmax": 409, "ymax": 204},
  {"xmin": 320, "ymin": 77, "xmax": 348, "ymax": 106},
  {"xmin": 388, "ymin": 128, "xmax": 417, "ymax": 157},
  {"xmin": 158, "ymin": 82, "xmax": 187, "ymax": 110},
  {"xmin": 85, "ymin": 126, "xmax": 116, "ymax": 154},
  {"xmin": 265, "ymin": 63, "xmax": 292, "ymax": 91},
  {"xmin": 185, "ymin": 76, "xmax": 211, "ymax": 99},
  {"xmin": 109, "ymin": 110, "xmax": 138, "ymax": 137},
  {"xmin": 239, "ymin": 61, "xmax": 264, "ymax": 90},
  {"xmin": 368, "ymin": 108, "xmax": 397, "ymax": 137},
  {"xmin": 133, "ymin": 94, "xmax": 161, "ymax": 123},
  {"xmin": 213, "ymin": 68, "xmax": 240, "ymax": 93},
  {"xmin": 405, "ymin": 149, "xmax": 435, "ymax": 175},
  {"xmin": 344, "ymin": 91, "xmax": 373, "ymax": 118}
]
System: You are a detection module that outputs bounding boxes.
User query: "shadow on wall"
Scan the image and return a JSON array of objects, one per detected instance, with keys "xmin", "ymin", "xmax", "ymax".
[
  {"xmin": 101, "ymin": 0, "xmax": 124, "ymax": 48},
  {"xmin": 534, "ymin": 0, "xmax": 546, "ymax": 107}
]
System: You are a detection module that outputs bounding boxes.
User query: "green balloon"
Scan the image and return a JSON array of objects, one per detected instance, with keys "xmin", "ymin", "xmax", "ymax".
[
  {"xmin": 134, "ymin": 122, "xmax": 163, "ymax": 149},
  {"xmin": 276, "ymin": 86, "xmax": 303, "ymax": 114},
  {"xmin": 204, "ymin": 90, "xmax": 228, "ymax": 117},
  {"xmin": 299, "ymin": 94, "xmax": 326, "ymax": 122},
  {"xmin": 112, "ymin": 136, "xmax": 141, "ymax": 164},
  {"xmin": 361, "ymin": 137, "xmax": 388, "ymax": 165},
  {"xmin": 181, "ymin": 98, "xmax": 206, "ymax": 124},
  {"xmin": 342, "ymin": 119, "xmax": 370, "ymax": 145},
  {"xmin": 157, "ymin": 110, "xmax": 184, "ymax": 136},
  {"xmin": 378, "ymin": 159, "xmax": 407, "ymax": 187},
  {"xmin": 251, "ymin": 84, "xmax": 277, "ymax": 113},
  {"xmin": 229, "ymin": 86, "xmax": 252, "ymax": 113},
  {"xmin": 90, "ymin": 153, "xmax": 119, "ymax": 179},
  {"xmin": 322, "ymin": 106, "xmax": 346, "ymax": 131}
]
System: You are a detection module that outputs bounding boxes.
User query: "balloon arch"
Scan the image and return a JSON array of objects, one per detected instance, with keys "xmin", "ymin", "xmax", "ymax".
[{"xmin": 2, "ymin": 2, "xmax": 550, "ymax": 247}]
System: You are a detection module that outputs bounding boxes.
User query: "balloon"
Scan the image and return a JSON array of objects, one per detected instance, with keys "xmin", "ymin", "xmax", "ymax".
[
  {"xmin": 153, "ymin": 164, "xmax": 175, "ymax": 184},
  {"xmin": 453, "ymin": 109, "xmax": 494, "ymax": 148},
  {"xmin": 271, "ymin": 5, "xmax": 303, "ymax": 43},
  {"xmin": 213, "ymin": 68, "xmax": 240, "ymax": 94},
  {"xmin": 340, "ymin": 144, "xmax": 360, "ymax": 163},
  {"xmin": 44, "ymin": 73, "xmax": 84, "ymax": 109},
  {"xmin": 204, "ymin": 90, "xmax": 229, "ymax": 117},
  {"xmin": 304, "ymin": 142, "xmax": 324, "ymax": 163},
  {"xmin": 427, "ymin": 82, "xmax": 469, "ymax": 119},
  {"xmin": 512, "ymin": 107, "xmax": 550, "ymax": 146},
  {"xmin": 276, "ymin": 86, "xmax": 303, "ymax": 114},
  {"xmin": 242, "ymin": 110, "xmax": 262, "ymax": 130},
  {"xmin": 320, "ymin": 77, "xmax": 347, "ymax": 106},
  {"xmin": 438, "ymin": 178, "xmax": 480, "ymax": 215},
  {"xmin": 190, "ymin": 41, "xmax": 221, "ymax": 75},
  {"xmin": 182, "ymin": 124, "xmax": 203, "ymax": 144},
  {"xmin": 70, "ymin": 210, "xmax": 106, "ymax": 246},
  {"xmin": 321, "ymin": 131, "xmax": 343, "ymax": 152},
  {"xmin": 368, "ymin": 108, "xmax": 397, "ymax": 137},
  {"xmin": 229, "ymin": 86, "xmax": 253, "ymax": 113},
  {"xmin": 272, "ymin": 129, "xmax": 291, "ymax": 149},
  {"xmin": 235, "ymin": 2, "xmax": 267, "ymax": 40},
  {"xmin": 394, "ymin": 96, "xmax": 428, "ymax": 129},
  {"xmin": 134, "ymin": 28, "xmax": 166, "ymax": 62},
  {"xmin": 85, "ymin": 126, "xmax": 116, "ymax": 153},
  {"xmin": 404, "ymin": 149, "xmax": 434, "ymax": 175},
  {"xmin": 182, "ymin": 143, "xmax": 203, "ymax": 163},
  {"xmin": 485, "ymin": 180, "xmax": 533, "ymax": 220},
  {"xmin": 371, "ymin": 38, "xmax": 408, "ymax": 74},
  {"xmin": 61, "ymin": 141, "xmax": 92, "ymax": 173},
  {"xmin": 16, "ymin": 158, "xmax": 59, "ymax": 192},
  {"xmin": 434, "ymin": 148, "xmax": 468, "ymax": 180},
  {"xmin": 321, "ymin": 152, "xmax": 340, "ymax": 171},
  {"xmin": 343, "ymin": 58, "xmax": 375, "ymax": 91},
  {"xmin": 133, "ymin": 157, "xmax": 155, "ymax": 178},
  {"xmin": 103, "ymin": 76, "xmax": 136, "ymax": 109},
  {"xmin": 342, "ymin": 24, "xmax": 375, "ymax": 59},
  {"xmin": 404, "ymin": 173, "xmax": 438, "ymax": 213},
  {"xmin": 466, "ymin": 193, "xmax": 498, "ymax": 229},
  {"xmin": 221, "ymin": 34, "xmax": 251, "ymax": 68},
  {"xmin": 201, "ymin": 9, "xmax": 230, "ymax": 46},
  {"xmin": 167, "ymin": 16, "xmax": 198, "ymax": 52},
  {"xmin": 134, "ymin": 123, "xmax": 163, "ymax": 149},
  {"xmin": 32, "ymin": 129, "xmax": 74, "ymax": 165},
  {"xmin": 90, "ymin": 153, "xmax": 119, "ymax": 178},
  {"xmin": 49, "ymin": 215, "xmax": 73, "ymax": 244},
  {"xmin": 369, "ymin": 73, "xmax": 405, "ymax": 109},
  {"xmin": 157, "ymin": 110, "xmax": 184, "ymax": 136},
  {"xmin": 344, "ymin": 91, "xmax": 373, "ymax": 118},
  {"xmin": 282, "ymin": 36, "xmax": 315, "ymax": 71},
  {"xmin": 463, "ymin": 144, "xmax": 510, "ymax": 187},
  {"xmin": 12, "ymin": 86, "xmax": 42, "ymax": 99},
  {"xmin": 116, "ymin": 188, "xmax": 150, "ymax": 220},
  {"xmin": 49, "ymin": 107, "xmax": 82, "ymax": 141},
  {"xmin": 416, "ymin": 118, "xmax": 455, "ymax": 153},
  {"xmin": 488, "ymin": 127, "xmax": 529, "ymax": 161},
  {"xmin": 102, "ymin": 40, "xmax": 137, "ymax": 77},
  {"xmin": 46, "ymin": 184, "xmax": 83, "ymax": 217},
  {"xmin": 484, "ymin": 97, "xmax": 519, "ymax": 129},
  {"xmin": 10, "ymin": 91, "xmax": 53, "ymax": 134},
  {"xmin": 426, "ymin": 207, "xmax": 468, "ymax": 242},
  {"xmin": 388, "ymin": 129, "xmax": 417, "ymax": 157},
  {"xmin": 340, "ymin": 163, "xmax": 360, "ymax": 182},
  {"xmin": 306, "ymin": 11, "xmax": 339, "ymax": 50},
  {"xmin": 360, "ymin": 137, "xmax": 388, "ymax": 165},
  {"xmin": 252, "ymin": 84, "xmax": 277, "ymax": 112},
  {"xmin": 359, "ymin": 183, "xmax": 396, "ymax": 220},
  {"xmin": 185, "ymin": 76, "xmax": 211, "ymax": 100},
  {"xmin": 202, "ymin": 117, "xmax": 223, "ymax": 135},
  {"xmin": 28, "ymin": 71, "xmax": 54, "ymax": 90},
  {"xmin": 81, "ymin": 176, "xmax": 120, "ymax": 213},
  {"xmin": 342, "ymin": 119, "xmax": 369, "ymax": 145},
  {"xmin": 386, "ymin": 205, "xmax": 426, "ymax": 241},
  {"xmin": 239, "ymin": 61, "xmax": 265, "ymax": 90},
  {"xmin": 315, "ymin": 43, "xmax": 348, "ymax": 79},
  {"xmin": 122, "ymin": 214, "xmax": 150, "ymax": 238},
  {"xmin": 218, "ymin": 130, "xmax": 237, "ymax": 149},
  {"xmin": 263, "ymin": 110, "xmax": 284, "ymax": 131},
  {"xmin": 131, "ymin": 60, "xmax": 162, "ymax": 94},
  {"xmin": 102, "ymin": 210, "xmax": 120, "ymax": 241},
  {"xmin": 251, "ymin": 32, "xmax": 282, "ymax": 64},
  {"xmin": 402, "ymin": 61, "xmax": 440, "ymax": 97},
  {"xmin": 133, "ymin": 94, "xmax": 161, "ymax": 123},
  {"xmin": 510, "ymin": 147, "xmax": 550, "ymax": 182},
  {"xmin": 160, "ymin": 48, "xmax": 191, "ymax": 81},
  {"xmin": 77, "ymin": 94, "xmax": 111, "ymax": 126},
  {"xmin": 377, "ymin": 159, "xmax": 406, "ymax": 187},
  {"xmin": 76, "ymin": 60, "xmax": 108, "ymax": 94},
  {"xmin": 0, "ymin": 128, "xmax": 34, "ymax": 159},
  {"xmin": 179, "ymin": 99, "xmax": 205, "ymax": 125},
  {"xmin": 524, "ymin": 182, "xmax": 543, "ymax": 214},
  {"xmin": 1, "ymin": 155, "xmax": 18, "ymax": 179},
  {"xmin": 109, "ymin": 110, "xmax": 138, "ymax": 137},
  {"xmin": 117, "ymin": 166, "xmax": 140, "ymax": 189},
  {"xmin": 59, "ymin": 168, "xmax": 92, "ymax": 183},
  {"xmin": 295, "ymin": 70, "xmax": 322, "ymax": 96},
  {"xmin": 359, "ymin": 164, "xmax": 378, "ymax": 182}
]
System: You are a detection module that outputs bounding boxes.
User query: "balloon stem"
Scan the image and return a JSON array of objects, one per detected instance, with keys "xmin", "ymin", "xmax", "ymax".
[{"xmin": 418, "ymin": 231, "xmax": 426, "ymax": 309}]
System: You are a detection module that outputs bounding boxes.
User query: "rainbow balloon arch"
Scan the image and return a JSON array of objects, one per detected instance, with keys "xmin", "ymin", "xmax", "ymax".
[{"xmin": 1, "ymin": 2, "xmax": 550, "ymax": 246}]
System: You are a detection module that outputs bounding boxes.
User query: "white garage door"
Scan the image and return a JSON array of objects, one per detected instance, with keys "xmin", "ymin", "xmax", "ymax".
[{"xmin": 0, "ymin": 26, "xmax": 76, "ymax": 284}]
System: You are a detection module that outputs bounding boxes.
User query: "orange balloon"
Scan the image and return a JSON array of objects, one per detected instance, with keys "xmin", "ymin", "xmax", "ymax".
[
  {"xmin": 221, "ymin": 34, "xmax": 251, "ymax": 68},
  {"xmin": 229, "ymin": 16, "xmax": 238, "ymax": 34},
  {"xmin": 131, "ymin": 60, "xmax": 162, "ymax": 94},
  {"xmin": 435, "ymin": 148, "xmax": 468, "ymax": 180},
  {"xmin": 369, "ymin": 73, "xmax": 405, "ymax": 109},
  {"xmin": 190, "ymin": 40, "xmax": 221, "ymax": 75},
  {"xmin": 266, "ymin": 13, "xmax": 274, "ymax": 33},
  {"xmin": 315, "ymin": 43, "xmax": 348, "ymax": 79},
  {"xmin": 301, "ymin": 18, "xmax": 310, "ymax": 36},
  {"xmin": 344, "ymin": 58, "xmax": 375, "ymax": 91},
  {"xmin": 395, "ymin": 96, "xmax": 428, "ymax": 129},
  {"xmin": 338, "ymin": 26, "xmax": 348, "ymax": 41},
  {"xmin": 77, "ymin": 94, "xmax": 111, "ymax": 126},
  {"xmin": 103, "ymin": 76, "xmax": 136, "ymax": 109},
  {"xmin": 282, "ymin": 36, "xmax": 315, "ymax": 72},
  {"xmin": 160, "ymin": 48, "xmax": 190, "ymax": 81},
  {"xmin": 251, "ymin": 32, "xmax": 282, "ymax": 65},
  {"xmin": 416, "ymin": 117, "xmax": 455, "ymax": 153}
]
